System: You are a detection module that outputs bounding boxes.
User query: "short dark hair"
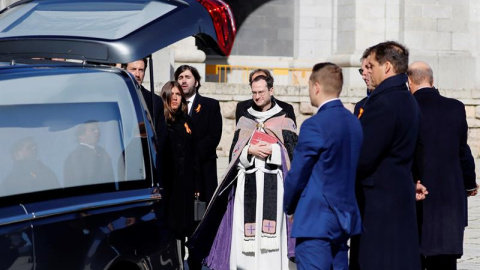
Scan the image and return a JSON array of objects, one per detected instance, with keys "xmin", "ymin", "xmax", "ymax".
[
  {"xmin": 75, "ymin": 120, "xmax": 99, "ymax": 141},
  {"xmin": 248, "ymin": 69, "xmax": 274, "ymax": 84},
  {"xmin": 174, "ymin": 65, "xmax": 201, "ymax": 92},
  {"xmin": 250, "ymin": 75, "xmax": 273, "ymax": 89},
  {"xmin": 310, "ymin": 62, "xmax": 343, "ymax": 95},
  {"xmin": 121, "ymin": 58, "xmax": 148, "ymax": 70},
  {"xmin": 361, "ymin": 46, "xmax": 375, "ymax": 61},
  {"xmin": 367, "ymin": 41, "xmax": 409, "ymax": 74}
]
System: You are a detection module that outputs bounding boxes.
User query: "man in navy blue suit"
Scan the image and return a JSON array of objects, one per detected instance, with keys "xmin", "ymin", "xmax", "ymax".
[
  {"xmin": 350, "ymin": 41, "xmax": 422, "ymax": 270},
  {"xmin": 284, "ymin": 62, "xmax": 363, "ymax": 270},
  {"xmin": 408, "ymin": 61, "xmax": 478, "ymax": 270}
]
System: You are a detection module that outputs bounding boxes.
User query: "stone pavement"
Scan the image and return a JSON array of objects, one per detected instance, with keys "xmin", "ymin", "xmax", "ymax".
[
  {"xmin": 459, "ymin": 195, "xmax": 480, "ymax": 270},
  {"xmin": 217, "ymin": 156, "xmax": 480, "ymax": 269}
]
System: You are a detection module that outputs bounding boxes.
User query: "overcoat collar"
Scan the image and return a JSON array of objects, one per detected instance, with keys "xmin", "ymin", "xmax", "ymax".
[
  {"xmin": 413, "ymin": 87, "xmax": 439, "ymax": 96},
  {"xmin": 370, "ymin": 73, "xmax": 408, "ymax": 98}
]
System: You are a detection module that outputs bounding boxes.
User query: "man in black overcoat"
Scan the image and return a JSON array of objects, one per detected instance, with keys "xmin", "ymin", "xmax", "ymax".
[
  {"xmin": 407, "ymin": 61, "xmax": 478, "ymax": 270},
  {"xmin": 353, "ymin": 57, "xmax": 374, "ymax": 116},
  {"xmin": 123, "ymin": 59, "xmax": 167, "ymax": 174},
  {"xmin": 175, "ymin": 65, "xmax": 222, "ymax": 206},
  {"xmin": 235, "ymin": 69, "xmax": 296, "ymax": 125},
  {"xmin": 349, "ymin": 41, "xmax": 422, "ymax": 270},
  {"xmin": 175, "ymin": 65, "xmax": 222, "ymax": 270}
]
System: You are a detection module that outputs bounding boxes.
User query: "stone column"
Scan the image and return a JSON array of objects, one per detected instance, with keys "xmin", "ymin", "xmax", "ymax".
[
  {"xmin": 404, "ymin": 0, "xmax": 477, "ymax": 90},
  {"xmin": 292, "ymin": 0, "xmax": 336, "ymax": 67},
  {"xmin": 145, "ymin": 37, "xmax": 206, "ymax": 94},
  {"xmin": 328, "ymin": 0, "xmax": 400, "ymax": 88},
  {"xmin": 172, "ymin": 37, "xmax": 207, "ymax": 82}
]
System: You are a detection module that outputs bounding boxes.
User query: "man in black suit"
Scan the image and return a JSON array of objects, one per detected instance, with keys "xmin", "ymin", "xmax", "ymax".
[
  {"xmin": 235, "ymin": 69, "xmax": 296, "ymax": 125},
  {"xmin": 174, "ymin": 65, "xmax": 222, "ymax": 205},
  {"xmin": 407, "ymin": 61, "xmax": 478, "ymax": 270},
  {"xmin": 349, "ymin": 41, "xmax": 422, "ymax": 270},
  {"xmin": 123, "ymin": 59, "xmax": 167, "ymax": 178},
  {"xmin": 64, "ymin": 120, "xmax": 114, "ymax": 186},
  {"xmin": 175, "ymin": 65, "xmax": 222, "ymax": 270},
  {"xmin": 353, "ymin": 57, "xmax": 374, "ymax": 116}
]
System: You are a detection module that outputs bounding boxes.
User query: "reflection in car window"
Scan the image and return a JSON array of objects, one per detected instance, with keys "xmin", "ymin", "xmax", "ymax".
[
  {"xmin": 63, "ymin": 120, "xmax": 115, "ymax": 187},
  {"xmin": 0, "ymin": 70, "xmax": 146, "ymax": 197},
  {"xmin": 1, "ymin": 137, "xmax": 59, "ymax": 195}
]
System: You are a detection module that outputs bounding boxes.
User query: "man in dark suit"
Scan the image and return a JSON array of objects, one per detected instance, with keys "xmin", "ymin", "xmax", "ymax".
[
  {"xmin": 123, "ymin": 59, "xmax": 167, "ymax": 177},
  {"xmin": 174, "ymin": 65, "xmax": 222, "ymax": 205},
  {"xmin": 284, "ymin": 62, "xmax": 363, "ymax": 269},
  {"xmin": 175, "ymin": 65, "xmax": 222, "ymax": 270},
  {"xmin": 235, "ymin": 69, "xmax": 296, "ymax": 125},
  {"xmin": 123, "ymin": 59, "xmax": 167, "ymax": 150},
  {"xmin": 353, "ymin": 57, "xmax": 374, "ymax": 117},
  {"xmin": 407, "ymin": 61, "xmax": 478, "ymax": 270},
  {"xmin": 64, "ymin": 120, "xmax": 114, "ymax": 186},
  {"xmin": 349, "ymin": 41, "xmax": 422, "ymax": 270}
]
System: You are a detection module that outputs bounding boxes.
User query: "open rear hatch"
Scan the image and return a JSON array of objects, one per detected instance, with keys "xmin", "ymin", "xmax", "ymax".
[{"xmin": 0, "ymin": 0, "xmax": 236, "ymax": 63}]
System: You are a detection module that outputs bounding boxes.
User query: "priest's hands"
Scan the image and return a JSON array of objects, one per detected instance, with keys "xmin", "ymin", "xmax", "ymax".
[{"xmin": 248, "ymin": 142, "xmax": 272, "ymax": 159}]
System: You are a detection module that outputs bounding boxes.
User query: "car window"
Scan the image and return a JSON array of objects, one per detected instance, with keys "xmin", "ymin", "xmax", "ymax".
[
  {"xmin": 0, "ymin": 1, "xmax": 176, "ymax": 40},
  {"xmin": 0, "ymin": 68, "xmax": 146, "ymax": 197}
]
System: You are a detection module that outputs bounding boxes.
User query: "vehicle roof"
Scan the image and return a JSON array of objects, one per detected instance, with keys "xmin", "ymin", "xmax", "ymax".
[{"xmin": 0, "ymin": 0, "xmax": 233, "ymax": 63}]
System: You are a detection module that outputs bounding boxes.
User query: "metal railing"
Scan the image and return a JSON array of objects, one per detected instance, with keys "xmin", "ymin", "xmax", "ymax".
[{"xmin": 206, "ymin": 64, "xmax": 312, "ymax": 85}]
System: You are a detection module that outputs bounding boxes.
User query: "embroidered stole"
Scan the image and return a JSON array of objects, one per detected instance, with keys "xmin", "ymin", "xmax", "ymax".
[{"xmin": 229, "ymin": 115, "xmax": 295, "ymax": 253}]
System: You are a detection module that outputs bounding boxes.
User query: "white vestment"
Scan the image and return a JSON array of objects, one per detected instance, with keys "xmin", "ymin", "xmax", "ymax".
[{"xmin": 229, "ymin": 105, "xmax": 296, "ymax": 270}]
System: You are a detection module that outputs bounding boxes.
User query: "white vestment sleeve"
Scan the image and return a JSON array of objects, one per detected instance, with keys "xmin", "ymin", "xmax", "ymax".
[
  {"xmin": 266, "ymin": 143, "xmax": 282, "ymax": 166},
  {"xmin": 239, "ymin": 144, "xmax": 254, "ymax": 167}
]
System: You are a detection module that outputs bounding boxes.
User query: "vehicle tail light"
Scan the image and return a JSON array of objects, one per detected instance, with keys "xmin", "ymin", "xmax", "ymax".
[{"xmin": 197, "ymin": 0, "xmax": 236, "ymax": 56}]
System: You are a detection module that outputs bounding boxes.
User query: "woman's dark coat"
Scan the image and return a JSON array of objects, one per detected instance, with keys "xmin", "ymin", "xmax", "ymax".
[{"xmin": 163, "ymin": 111, "xmax": 197, "ymax": 238}]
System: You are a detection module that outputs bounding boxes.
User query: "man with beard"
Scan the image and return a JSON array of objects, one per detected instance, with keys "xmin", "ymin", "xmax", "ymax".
[{"xmin": 174, "ymin": 65, "xmax": 222, "ymax": 206}]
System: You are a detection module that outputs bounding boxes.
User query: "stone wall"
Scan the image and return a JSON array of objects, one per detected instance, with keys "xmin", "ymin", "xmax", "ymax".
[
  {"xmin": 184, "ymin": 82, "xmax": 480, "ymax": 178},
  {"xmin": 228, "ymin": 0, "xmax": 295, "ymax": 57}
]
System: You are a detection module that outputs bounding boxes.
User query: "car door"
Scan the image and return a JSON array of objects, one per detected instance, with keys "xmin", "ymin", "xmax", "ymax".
[
  {"xmin": 0, "ymin": 0, "xmax": 235, "ymax": 269},
  {"xmin": 0, "ymin": 66, "xmax": 177, "ymax": 269},
  {"xmin": 0, "ymin": 206, "xmax": 34, "ymax": 270}
]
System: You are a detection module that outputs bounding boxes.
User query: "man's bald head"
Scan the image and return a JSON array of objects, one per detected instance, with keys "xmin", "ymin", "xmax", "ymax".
[{"xmin": 407, "ymin": 61, "xmax": 434, "ymax": 94}]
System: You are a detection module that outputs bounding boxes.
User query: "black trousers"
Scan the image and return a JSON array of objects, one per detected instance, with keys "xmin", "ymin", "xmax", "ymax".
[{"xmin": 422, "ymin": 255, "xmax": 457, "ymax": 270}]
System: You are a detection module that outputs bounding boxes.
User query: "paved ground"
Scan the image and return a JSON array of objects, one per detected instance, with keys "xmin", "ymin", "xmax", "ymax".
[
  {"xmin": 216, "ymin": 156, "xmax": 480, "ymax": 269},
  {"xmin": 459, "ymin": 195, "xmax": 480, "ymax": 270}
]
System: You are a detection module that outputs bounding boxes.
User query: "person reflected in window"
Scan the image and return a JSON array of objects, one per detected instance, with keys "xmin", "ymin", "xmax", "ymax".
[
  {"xmin": 63, "ymin": 120, "xmax": 114, "ymax": 186},
  {"xmin": 160, "ymin": 81, "xmax": 198, "ymax": 268},
  {"xmin": 1, "ymin": 137, "xmax": 59, "ymax": 195}
]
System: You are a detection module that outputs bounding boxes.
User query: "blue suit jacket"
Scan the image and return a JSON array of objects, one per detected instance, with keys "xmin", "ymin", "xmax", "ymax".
[{"xmin": 284, "ymin": 99, "xmax": 363, "ymax": 239}]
